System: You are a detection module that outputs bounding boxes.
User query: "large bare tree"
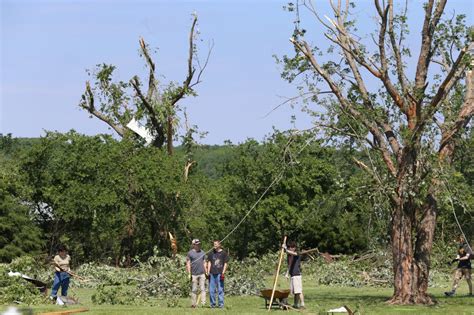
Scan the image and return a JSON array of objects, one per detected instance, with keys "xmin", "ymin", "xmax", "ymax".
[
  {"xmin": 281, "ymin": 0, "xmax": 473, "ymax": 304},
  {"xmin": 79, "ymin": 15, "xmax": 211, "ymax": 155}
]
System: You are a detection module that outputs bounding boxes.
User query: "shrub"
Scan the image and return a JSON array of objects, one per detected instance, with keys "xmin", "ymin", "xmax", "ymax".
[{"xmin": 0, "ymin": 265, "xmax": 45, "ymax": 305}]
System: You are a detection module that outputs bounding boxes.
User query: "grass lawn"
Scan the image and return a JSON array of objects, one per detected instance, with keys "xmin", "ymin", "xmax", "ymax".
[{"xmin": 1, "ymin": 279, "xmax": 473, "ymax": 314}]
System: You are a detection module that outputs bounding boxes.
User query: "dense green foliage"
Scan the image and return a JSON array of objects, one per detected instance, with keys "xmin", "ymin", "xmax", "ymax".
[
  {"xmin": 0, "ymin": 130, "xmax": 472, "ymax": 264},
  {"xmin": 0, "ymin": 256, "xmax": 50, "ymax": 305},
  {"xmin": 0, "ymin": 136, "xmax": 43, "ymax": 262}
]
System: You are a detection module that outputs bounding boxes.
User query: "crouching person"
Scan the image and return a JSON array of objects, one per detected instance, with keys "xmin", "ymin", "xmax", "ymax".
[
  {"xmin": 186, "ymin": 239, "xmax": 207, "ymax": 308},
  {"xmin": 50, "ymin": 244, "xmax": 71, "ymax": 301}
]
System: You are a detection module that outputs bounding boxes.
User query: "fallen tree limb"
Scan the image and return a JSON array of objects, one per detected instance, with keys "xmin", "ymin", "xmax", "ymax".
[{"xmin": 38, "ymin": 308, "xmax": 89, "ymax": 315}]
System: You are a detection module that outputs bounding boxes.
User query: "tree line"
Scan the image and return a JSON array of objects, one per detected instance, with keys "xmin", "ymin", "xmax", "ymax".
[{"xmin": 1, "ymin": 130, "xmax": 472, "ymax": 265}]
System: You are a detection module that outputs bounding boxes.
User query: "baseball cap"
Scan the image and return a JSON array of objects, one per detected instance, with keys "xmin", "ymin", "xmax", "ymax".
[{"xmin": 192, "ymin": 239, "xmax": 201, "ymax": 245}]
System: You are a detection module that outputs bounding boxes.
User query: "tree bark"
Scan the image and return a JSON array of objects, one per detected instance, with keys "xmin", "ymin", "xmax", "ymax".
[
  {"xmin": 388, "ymin": 196, "xmax": 436, "ymax": 305},
  {"xmin": 389, "ymin": 200, "xmax": 416, "ymax": 304},
  {"xmin": 389, "ymin": 147, "xmax": 437, "ymax": 305},
  {"xmin": 413, "ymin": 192, "xmax": 437, "ymax": 303}
]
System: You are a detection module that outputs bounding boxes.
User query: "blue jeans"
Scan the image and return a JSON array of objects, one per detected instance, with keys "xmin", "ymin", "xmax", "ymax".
[
  {"xmin": 209, "ymin": 274, "xmax": 224, "ymax": 307},
  {"xmin": 51, "ymin": 272, "xmax": 70, "ymax": 297}
]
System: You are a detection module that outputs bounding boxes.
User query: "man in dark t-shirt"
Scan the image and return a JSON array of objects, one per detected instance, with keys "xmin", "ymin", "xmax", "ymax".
[
  {"xmin": 445, "ymin": 246, "xmax": 472, "ymax": 296},
  {"xmin": 283, "ymin": 240, "xmax": 305, "ymax": 309},
  {"xmin": 288, "ymin": 253, "xmax": 302, "ymax": 277},
  {"xmin": 206, "ymin": 240, "xmax": 229, "ymax": 308}
]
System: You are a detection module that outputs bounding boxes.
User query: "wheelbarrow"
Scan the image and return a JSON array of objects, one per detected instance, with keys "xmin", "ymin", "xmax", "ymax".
[{"xmin": 260, "ymin": 288, "xmax": 290, "ymax": 309}]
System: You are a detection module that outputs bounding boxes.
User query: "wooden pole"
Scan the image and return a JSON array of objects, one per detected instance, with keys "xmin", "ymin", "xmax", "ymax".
[
  {"xmin": 196, "ymin": 291, "xmax": 201, "ymax": 305},
  {"xmin": 268, "ymin": 235, "xmax": 287, "ymax": 311}
]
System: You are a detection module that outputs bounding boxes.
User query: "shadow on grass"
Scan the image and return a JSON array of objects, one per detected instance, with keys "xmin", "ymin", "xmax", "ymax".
[{"xmin": 308, "ymin": 293, "xmax": 388, "ymax": 305}]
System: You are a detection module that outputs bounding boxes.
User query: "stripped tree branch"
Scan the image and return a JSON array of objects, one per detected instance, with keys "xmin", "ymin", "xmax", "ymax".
[
  {"xmin": 139, "ymin": 37, "xmax": 157, "ymax": 100},
  {"xmin": 414, "ymin": 0, "xmax": 447, "ymax": 104},
  {"xmin": 439, "ymin": 65, "xmax": 474, "ymax": 160},
  {"xmin": 80, "ymin": 81, "xmax": 125, "ymax": 136},
  {"xmin": 388, "ymin": 0, "xmax": 409, "ymax": 101},
  {"xmin": 375, "ymin": 1, "xmax": 407, "ymax": 117},
  {"xmin": 130, "ymin": 76, "xmax": 165, "ymax": 147},
  {"xmin": 328, "ymin": 1, "xmax": 401, "ymax": 156},
  {"xmin": 290, "ymin": 38, "xmax": 397, "ymax": 177}
]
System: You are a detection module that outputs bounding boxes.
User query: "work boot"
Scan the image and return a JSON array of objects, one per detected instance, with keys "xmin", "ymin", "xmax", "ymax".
[{"xmin": 444, "ymin": 290, "xmax": 455, "ymax": 297}]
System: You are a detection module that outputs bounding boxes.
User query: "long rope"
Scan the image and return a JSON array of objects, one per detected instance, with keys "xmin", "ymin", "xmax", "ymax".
[
  {"xmin": 220, "ymin": 133, "xmax": 315, "ymax": 241},
  {"xmin": 442, "ymin": 180, "xmax": 473, "ymax": 253},
  {"xmin": 190, "ymin": 133, "xmax": 316, "ymax": 266}
]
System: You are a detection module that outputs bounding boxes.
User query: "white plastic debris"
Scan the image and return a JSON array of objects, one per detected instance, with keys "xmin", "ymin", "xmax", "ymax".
[
  {"xmin": 327, "ymin": 306, "xmax": 348, "ymax": 313},
  {"xmin": 7, "ymin": 271, "xmax": 33, "ymax": 280},
  {"xmin": 1, "ymin": 306, "xmax": 21, "ymax": 315},
  {"xmin": 126, "ymin": 118, "xmax": 154, "ymax": 145},
  {"xmin": 7, "ymin": 271, "xmax": 22, "ymax": 277},
  {"xmin": 8, "ymin": 271, "xmax": 34, "ymax": 280},
  {"xmin": 55, "ymin": 296, "xmax": 78, "ymax": 305}
]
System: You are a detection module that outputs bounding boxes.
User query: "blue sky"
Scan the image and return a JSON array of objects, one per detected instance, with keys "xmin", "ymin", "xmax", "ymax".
[{"xmin": 1, "ymin": 0, "xmax": 472, "ymax": 144}]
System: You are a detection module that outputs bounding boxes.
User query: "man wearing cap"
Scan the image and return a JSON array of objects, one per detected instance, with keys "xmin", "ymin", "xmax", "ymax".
[{"xmin": 186, "ymin": 239, "xmax": 207, "ymax": 308}]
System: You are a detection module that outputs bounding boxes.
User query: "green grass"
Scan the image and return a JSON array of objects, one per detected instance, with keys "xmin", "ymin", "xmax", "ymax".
[{"xmin": 1, "ymin": 279, "xmax": 473, "ymax": 315}]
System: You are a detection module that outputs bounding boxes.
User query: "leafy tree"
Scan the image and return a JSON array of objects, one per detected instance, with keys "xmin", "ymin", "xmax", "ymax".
[
  {"xmin": 436, "ymin": 129, "xmax": 474, "ymax": 243},
  {"xmin": 2, "ymin": 129, "xmax": 439, "ymax": 264},
  {"xmin": 0, "ymin": 154, "xmax": 43, "ymax": 262},
  {"xmin": 20, "ymin": 131, "xmax": 197, "ymax": 264},
  {"xmin": 213, "ymin": 132, "xmax": 376, "ymax": 258},
  {"xmin": 0, "ymin": 134, "xmax": 40, "ymax": 157},
  {"xmin": 79, "ymin": 15, "xmax": 211, "ymax": 155},
  {"xmin": 280, "ymin": 0, "xmax": 473, "ymax": 304}
]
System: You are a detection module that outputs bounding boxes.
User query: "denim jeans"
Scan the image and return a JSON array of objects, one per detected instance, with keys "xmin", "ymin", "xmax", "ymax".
[
  {"xmin": 51, "ymin": 271, "xmax": 70, "ymax": 297},
  {"xmin": 209, "ymin": 273, "xmax": 224, "ymax": 307}
]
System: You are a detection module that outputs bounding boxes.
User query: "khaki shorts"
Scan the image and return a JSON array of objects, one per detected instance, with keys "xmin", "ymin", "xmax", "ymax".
[{"xmin": 290, "ymin": 275, "xmax": 303, "ymax": 294}]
